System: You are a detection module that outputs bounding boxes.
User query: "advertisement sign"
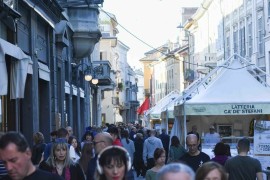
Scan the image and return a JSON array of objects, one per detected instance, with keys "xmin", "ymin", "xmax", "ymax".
[
  {"xmin": 253, "ymin": 120, "xmax": 270, "ymax": 179},
  {"xmin": 184, "ymin": 104, "xmax": 270, "ymax": 115},
  {"xmin": 254, "ymin": 120, "xmax": 270, "ymax": 155}
]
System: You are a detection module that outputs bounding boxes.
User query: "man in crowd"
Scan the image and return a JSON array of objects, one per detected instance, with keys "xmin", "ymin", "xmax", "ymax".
[
  {"xmin": 87, "ymin": 132, "xmax": 113, "ymax": 180},
  {"xmin": 204, "ymin": 126, "xmax": 220, "ymax": 144},
  {"xmin": 156, "ymin": 163, "xmax": 195, "ymax": 180},
  {"xmin": 225, "ymin": 137, "xmax": 263, "ymax": 180},
  {"xmin": 143, "ymin": 129, "xmax": 163, "ymax": 170},
  {"xmin": 66, "ymin": 126, "xmax": 73, "ymax": 137},
  {"xmin": 129, "ymin": 127, "xmax": 137, "ymax": 141},
  {"xmin": 187, "ymin": 125, "xmax": 201, "ymax": 150},
  {"xmin": 0, "ymin": 132, "xmax": 61, "ymax": 180},
  {"xmin": 179, "ymin": 134, "xmax": 210, "ymax": 172},
  {"xmin": 159, "ymin": 129, "xmax": 170, "ymax": 163}
]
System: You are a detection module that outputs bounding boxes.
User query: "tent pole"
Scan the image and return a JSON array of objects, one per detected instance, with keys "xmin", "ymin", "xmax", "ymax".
[
  {"xmin": 166, "ymin": 109, "xmax": 169, "ymax": 134},
  {"xmin": 183, "ymin": 103, "xmax": 187, "ymax": 149}
]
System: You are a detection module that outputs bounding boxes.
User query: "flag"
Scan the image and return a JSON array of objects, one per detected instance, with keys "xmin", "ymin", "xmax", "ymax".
[{"xmin": 137, "ymin": 97, "xmax": 150, "ymax": 115}]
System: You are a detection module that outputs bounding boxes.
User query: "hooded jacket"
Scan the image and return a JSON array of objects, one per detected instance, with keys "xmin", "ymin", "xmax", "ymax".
[{"xmin": 143, "ymin": 136, "xmax": 163, "ymax": 163}]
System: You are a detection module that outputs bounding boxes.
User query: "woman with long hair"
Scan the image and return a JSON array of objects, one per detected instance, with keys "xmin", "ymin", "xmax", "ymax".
[
  {"xmin": 81, "ymin": 131, "xmax": 94, "ymax": 149},
  {"xmin": 78, "ymin": 142, "xmax": 94, "ymax": 178},
  {"xmin": 121, "ymin": 130, "xmax": 135, "ymax": 165},
  {"xmin": 39, "ymin": 139, "xmax": 85, "ymax": 180},
  {"xmin": 145, "ymin": 148, "xmax": 166, "ymax": 180},
  {"xmin": 168, "ymin": 136, "xmax": 186, "ymax": 163},
  {"xmin": 95, "ymin": 146, "xmax": 131, "ymax": 180},
  {"xmin": 68, "ymin": 136, "xmax": 81, "ymax": 163}
]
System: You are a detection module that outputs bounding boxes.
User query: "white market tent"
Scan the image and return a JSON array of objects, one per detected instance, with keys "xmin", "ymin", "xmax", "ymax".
[
  {"xmin": 170, "ymin": 54, "xmax": 270, "ymax": 144},
  {"xmin": 144, "ymin": 90, "xmax": 180, "ymax": 129},
  {"xmin": 145, "ymin": 90, "xmax": 180, "ymax": 119}
]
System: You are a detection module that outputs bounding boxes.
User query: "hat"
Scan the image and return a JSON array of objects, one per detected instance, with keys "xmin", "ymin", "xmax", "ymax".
[{"xmin": 209, "ymin": 126, "xmax": 215, "ymax": 130}]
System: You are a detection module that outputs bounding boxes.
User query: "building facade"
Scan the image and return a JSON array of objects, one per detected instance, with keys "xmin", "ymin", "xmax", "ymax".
[
  {"xmin": 0, "ymin": 0, "xmax": 109, "ymax": 142},
  {"xmin": 99, "ymin": 10, "xmax": 139, "ymax": 125}
]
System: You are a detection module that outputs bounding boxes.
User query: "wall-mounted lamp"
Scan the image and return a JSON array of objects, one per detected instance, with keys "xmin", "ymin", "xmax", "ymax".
[
  {"xmin": 91, "ymin": 79, "xmax": 99, "ymax": 85},
  {"xmin": 71, "ymin": 62, "xmax": 99, "ymax": 85}
]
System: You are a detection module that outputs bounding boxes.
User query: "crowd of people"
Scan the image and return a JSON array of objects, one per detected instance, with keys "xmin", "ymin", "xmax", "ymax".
[{"xmin": 0, "ymin": 123, "xmax": 264, "ymax": 180}]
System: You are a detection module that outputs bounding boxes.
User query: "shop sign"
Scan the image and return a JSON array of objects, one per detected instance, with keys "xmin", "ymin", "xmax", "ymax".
[{"xmin": 223, "ymin": 104, "xmax": 263, "ymax": 115}]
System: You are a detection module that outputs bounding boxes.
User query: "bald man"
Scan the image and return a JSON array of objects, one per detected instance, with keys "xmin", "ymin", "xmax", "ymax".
[
  {"xmin": 179, "ymin": 134, "xmax": 210, "ymax": 172},
  {"xmin": 157, "ymin": 163, "xmax": 195, "ymax": 180},
  {"xmin": 87, "ymin": 132, "xmax": 113, "ymax": 180}
]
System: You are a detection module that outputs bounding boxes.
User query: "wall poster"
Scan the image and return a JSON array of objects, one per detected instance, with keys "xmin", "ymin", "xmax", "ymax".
[{"xmin": 254, "ymin": 120, "xmax": 270, "ymax": 180}]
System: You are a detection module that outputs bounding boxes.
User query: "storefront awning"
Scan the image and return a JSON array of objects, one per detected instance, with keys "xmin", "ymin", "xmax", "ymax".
[
  {"xmin": 38, "ymin": 62, "xmax": 50, "ymax": 81},
  {"xmin": 0, "ymin": 38, "xmax": 31, "ymax": 99},
  {"xmin": 65, "ymin": 81, "xmax": 70, "ymax": 94}
]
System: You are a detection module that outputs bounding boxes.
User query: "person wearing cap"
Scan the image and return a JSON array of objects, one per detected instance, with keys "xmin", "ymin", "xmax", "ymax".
[{"xmin": 204, "ymin": 126, "xmax": 220, "ymax": 144}]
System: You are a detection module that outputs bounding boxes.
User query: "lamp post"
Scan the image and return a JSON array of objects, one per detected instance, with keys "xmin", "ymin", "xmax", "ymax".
[
  {"xmin": 177, "ymin": 24, "xmax": 194, "ymax": 87},
  {"xmin": 71, "ymin": 62, "xmax": 98, "ymax": 138},
  {"xmin": 177, "ymin": 24, "xmax": 191, "ymax": 70}
]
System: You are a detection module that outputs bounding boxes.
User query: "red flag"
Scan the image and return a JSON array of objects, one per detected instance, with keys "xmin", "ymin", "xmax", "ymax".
[{"xmin": 137, "ymin": 97, "xmax": 150, "ymax": 115}]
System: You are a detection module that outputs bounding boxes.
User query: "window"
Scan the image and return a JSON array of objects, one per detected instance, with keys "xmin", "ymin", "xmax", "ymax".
[
  {"xmin": 100, "ymin": 52, "xmax": 107, "ymax": 60},
  {"xmin": 233, "ymin": 26, "xmax": 238, "ymax": 54},
  {"xmin": 248, "ymin": 20, "xmax": 253, "ymax": 58},
  {"xmin": 258, "ymin": 17, "xmax": 264, "ymax": 57},
  {"xmin": 101, "ymin": 91, "xmax": 105, "ymax": 99},
  {"xmin": 225, "ymin": 31, "xmax": 230, "ymax": 58},
  {"xmin": 239, "ymin": 23, "xmax": 246, "ymax": 57},
  {"xmin": 268, "ymin": 0, "xmax": 270, "ymax": 17}
]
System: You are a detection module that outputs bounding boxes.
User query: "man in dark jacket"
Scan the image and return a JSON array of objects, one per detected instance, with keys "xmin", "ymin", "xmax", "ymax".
[
  {"xmin": 159, "ymin": 129, "xmax": 170, "ymax": 163},
  {"xmin": 87, "ymin": 132, "xmax": 113, "ymax": 180},
  {"xmin": 0, "ymin": 132, "xmax": 62, "ymax": 180}
]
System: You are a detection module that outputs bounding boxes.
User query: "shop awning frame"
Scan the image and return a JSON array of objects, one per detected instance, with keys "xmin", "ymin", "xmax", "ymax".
[{"xmin": 0, "ymin": 38, "xmax": 31, "ymax": 99}]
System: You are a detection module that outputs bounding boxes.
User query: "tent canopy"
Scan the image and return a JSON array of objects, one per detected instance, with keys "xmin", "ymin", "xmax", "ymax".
[
  {"xmin": 145, "ymin": 90, "xmax": 180, "ymax": 119},
  {"xmin": 174, "ymin": 55, "xmax": 270, "ymax": 116}
]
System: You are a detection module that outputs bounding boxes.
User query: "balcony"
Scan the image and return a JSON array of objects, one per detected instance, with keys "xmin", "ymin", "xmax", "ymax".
[
  {"xmin": 92, "ymin": 60, "xmax": 112, "ymax": 86},
  {"xmin": 204, "ymin": 53, "xmax": 217, "ymax": 68}
]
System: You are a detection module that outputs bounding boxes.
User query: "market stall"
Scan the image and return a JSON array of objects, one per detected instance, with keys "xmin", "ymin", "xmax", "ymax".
[{"xmin": 171, "ymin": 54, "xmax": 270, "ymax": 145}]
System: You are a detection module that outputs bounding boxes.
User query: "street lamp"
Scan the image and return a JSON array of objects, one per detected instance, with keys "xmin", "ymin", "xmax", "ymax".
[{"xmin": 71, "ymin": 61, "xmax": 98, "ymax": 138}]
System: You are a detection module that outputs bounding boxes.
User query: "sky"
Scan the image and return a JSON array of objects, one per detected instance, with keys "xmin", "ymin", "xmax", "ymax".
[{"xmin": 102, "ymin": 0, "xmax": 202, "ymax": 69}]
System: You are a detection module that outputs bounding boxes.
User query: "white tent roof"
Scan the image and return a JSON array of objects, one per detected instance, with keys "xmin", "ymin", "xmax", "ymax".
[
  {"xmin": 177, "ymin": 58, "xmax": 270, "ymax": 115},
  {"xmin": 187, "ymin": 60, "xmax": 270, "ymax": 103},
  {"xmin": 146, "ymin": 90, "xmax": 180, "ymax": 119}
]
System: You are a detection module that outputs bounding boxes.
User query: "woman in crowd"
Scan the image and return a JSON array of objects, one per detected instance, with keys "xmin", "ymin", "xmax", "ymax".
[
  {"xmin": 31, "ymin": 132, "xmax": 46, "ymax": 166},
  {"xmin": 95, "ymin": 146, "xmax": 131, "ymax": 180},
  {"xmin": 211, "ymin": 142, "xmax": 229, "ymax": 166},
  {"xmin": 196, "ymin": 161, "xmax": 228, "ymax": 180},
  {"xmin": 78, "ymin": 142, "xmax": 94, "ymax": 179},
  {"xmin": 168, "ymin": 136, "xmax": 186, "ymax": 163},
  {"xmin": 39, "ymin": 139, "xmax": 85, "ymax": 180},
  {"xmin": 81, "ymin": 131, "xmax": 94, "ymax": 149},
  {"xmin": 225, "ymin": 143, "xmax": 231, "ymax": 157},
  {"xmin": 121, "ymin": 130, "xmax": 135, "ymax": 165},
  {"xmin": 108, "ymin": 127, "xmax": 122, "ymax": 146},
  {"xmin": 145, "ymin": 148, "xmax": 166, "ymax": 180},
  {"xmin": 68, "ymin": 136, "xmax": 81, "ymax": 162}
]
